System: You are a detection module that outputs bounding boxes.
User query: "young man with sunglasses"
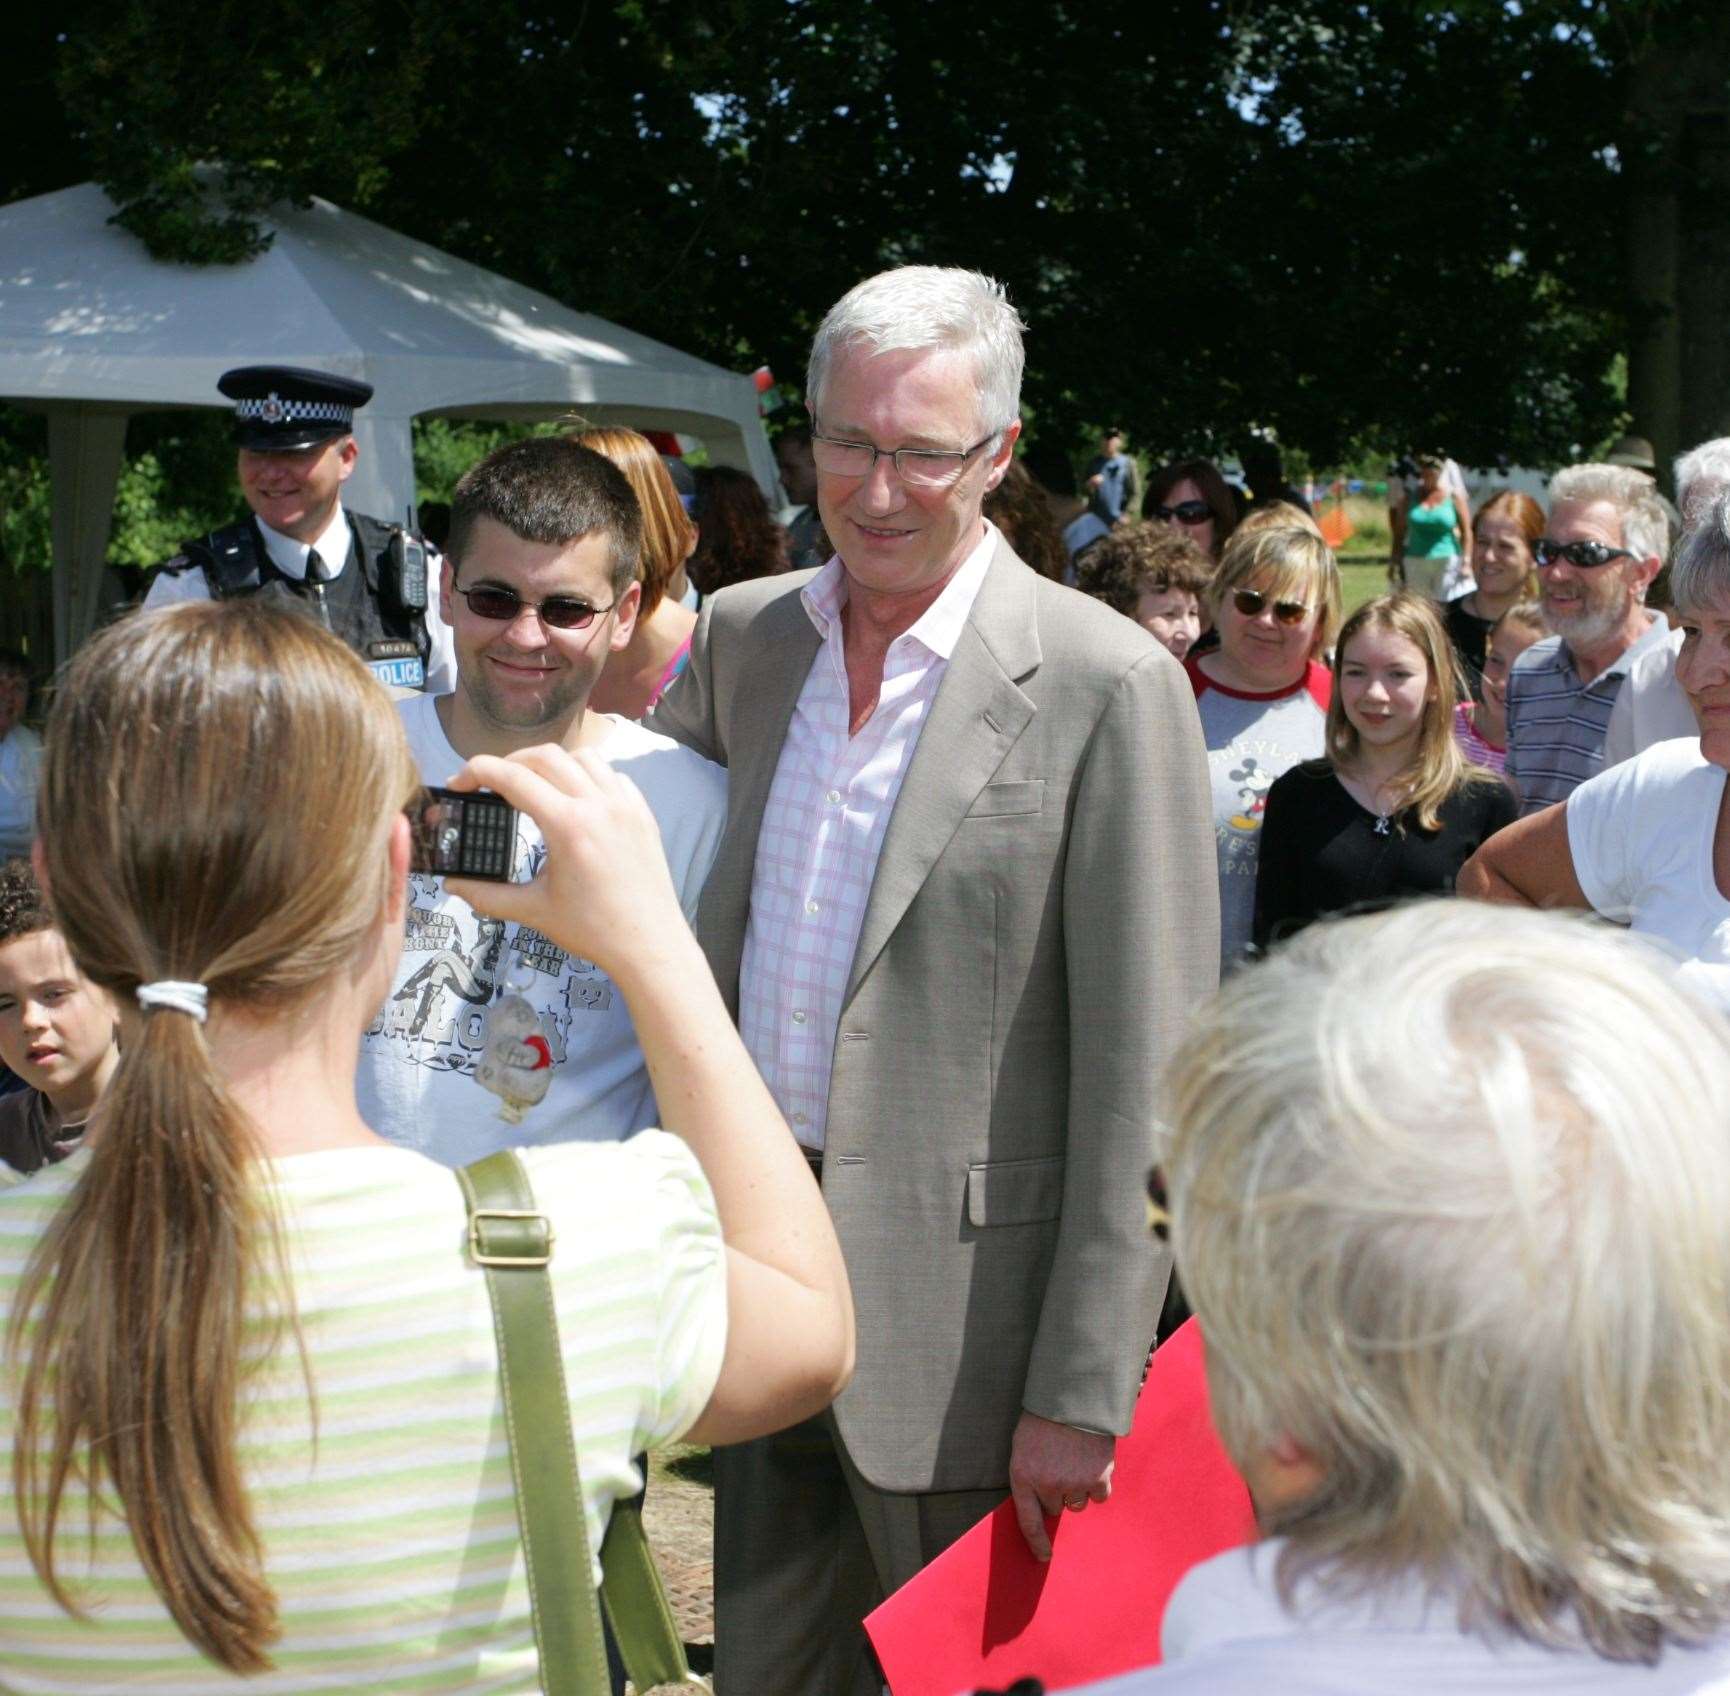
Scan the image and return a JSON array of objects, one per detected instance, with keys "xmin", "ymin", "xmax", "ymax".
[
  {"xmin": 354, "ymin": 435, "xmax": 727, "ymax": 1166},
  {"xmin": 1504, "ymin": 462, "xmax": 1672, "ymax": 816}
]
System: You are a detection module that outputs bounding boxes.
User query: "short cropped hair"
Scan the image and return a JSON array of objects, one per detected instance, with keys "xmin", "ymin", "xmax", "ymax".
[
  {"xmin": 1669, "ymin": 487, "xmax": 1730, "ymax": 615},
  {"xmin": 1078, "ymin": 526, "xmax": 1212, "ymax": 616},
  {"xmin": 447, "ymin": 437, "xmax": 643, "ymax": 597},
  {"xmin": 807, "ymin": 266, "xmax": 1026, "ymax": 442},
  {"xmin": 1675, "ymin": 437, "xmax": 1730, "ymax": 524},
  {"xmin": 1548, "ymin": 462, "xmax": 1670, "ymax": 567},
  {"xmin": 0, "ymin": 858, "xmax": 50, "ymax": 948},
  {"xmin": 1211, "ymin": 524, "xmax": 1342, "ymax": 656},
  {"xmin": 1163, "ymin": 903, "xmax": 1730, "ymax": 1663}
]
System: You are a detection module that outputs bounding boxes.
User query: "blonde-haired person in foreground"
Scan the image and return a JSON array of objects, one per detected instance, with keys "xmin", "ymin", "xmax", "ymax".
[
  {"xmin": 1072, "ymin": 903, "xmax": 1730, "ymax": 1694},
  {"xmin": 0, "ymin": 602, "xmax": 852, "ymax": 1690}
]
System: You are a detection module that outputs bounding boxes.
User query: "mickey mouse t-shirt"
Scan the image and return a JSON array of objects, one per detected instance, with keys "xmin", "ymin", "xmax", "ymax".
[
  {"xmin": 1186, "ymin": 658, "xmax": 1331, "ymax": 972},
  {"xmin": 356, "ymin": 695, "xmax": 727, "ymax": 1166}
]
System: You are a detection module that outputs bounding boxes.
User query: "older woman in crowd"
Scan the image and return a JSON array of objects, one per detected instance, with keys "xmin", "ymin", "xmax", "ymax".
[
  {"xmin": 1458, "ymin": 488, "xmax": 1730, "ymax": 1011},
  {"xmin": 1074, "ymin": 902, "xmax": 1730, "ymax": 1693},
  {"xmin": 1188, "ymin": 524, "xmax": 1342, "ymax": 969}
]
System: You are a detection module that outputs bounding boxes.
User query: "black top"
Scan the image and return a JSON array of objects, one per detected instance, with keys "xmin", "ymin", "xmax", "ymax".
[
  {"xmin": 0, "ymin": 1087, "xmax": 83, "ymax": 1175},
  {"xmin": 1252, "ymin": 759, "xmax": 1518, "ymax": 950},
  {"xmin": 1444, "ymin": 593, "xmax": 1495, "ymax": 701}
]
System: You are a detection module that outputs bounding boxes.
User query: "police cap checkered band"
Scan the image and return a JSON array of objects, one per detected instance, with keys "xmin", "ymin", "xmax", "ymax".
[{"xmin": 232, "ymin": 395, "xmax": 353, "ymax": 426}]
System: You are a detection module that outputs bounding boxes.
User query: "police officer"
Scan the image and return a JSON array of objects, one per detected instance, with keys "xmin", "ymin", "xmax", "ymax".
[{"xmin": 145, "ymin": 366, "xmax": 455, "ymax": 692}]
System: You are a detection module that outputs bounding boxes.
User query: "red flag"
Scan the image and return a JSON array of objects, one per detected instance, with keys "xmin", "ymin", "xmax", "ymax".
[{"xmin": 864, "ymin": 1321, "xmax": 1256, "ymax": 1694}]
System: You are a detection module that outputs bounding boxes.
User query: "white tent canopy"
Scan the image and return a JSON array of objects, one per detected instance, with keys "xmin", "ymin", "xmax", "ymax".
[{"xmin": 0, "ymin": 181, "xmax": 779, "ymax": 658}]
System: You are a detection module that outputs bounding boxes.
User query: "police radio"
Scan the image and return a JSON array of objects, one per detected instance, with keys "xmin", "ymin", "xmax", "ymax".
[{"xmin": 390, "ymin": 507, "xmax": 428, "ymax": 613}]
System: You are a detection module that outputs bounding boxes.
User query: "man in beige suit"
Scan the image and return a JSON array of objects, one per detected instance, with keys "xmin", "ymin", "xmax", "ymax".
[{"xmin": 654, "ymin": 266, "xmax": 1219, "ymax": 1694}]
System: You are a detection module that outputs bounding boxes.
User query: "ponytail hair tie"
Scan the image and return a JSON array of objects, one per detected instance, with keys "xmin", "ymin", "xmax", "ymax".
[{"xmin": 136, "ymin": 981, "xmax": 209, "ymax": 1023}]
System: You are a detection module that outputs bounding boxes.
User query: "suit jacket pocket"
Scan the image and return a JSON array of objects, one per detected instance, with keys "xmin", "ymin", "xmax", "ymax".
[
  {"xmin": 967, "ymin": 1154, "xmax": 1066, "ymax": 1227},
  {"xmin": 964, "ymin": 779, "xmax": 1045, "ymax": 819}
]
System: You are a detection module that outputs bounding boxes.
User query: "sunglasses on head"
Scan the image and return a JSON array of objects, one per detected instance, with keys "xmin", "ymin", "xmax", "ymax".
[
  {"xmin": 454, "ymin": 584, "xmax": 616, "ymax": 630},
  {"xmin": 1533, "ymin": 538, "xmax": 1633, "ymax": 570},
  {"xmin": 1232, "ymin": 587, "xmax": 1310, "ymax": 626},
  {"xmin": 1150, "ymin": 499, "xmax": 1213, "ymax": 526}
]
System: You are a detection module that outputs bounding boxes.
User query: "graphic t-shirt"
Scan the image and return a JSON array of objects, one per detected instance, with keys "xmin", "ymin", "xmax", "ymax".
[
  {"xmin": 1187, "ymin": 657, "xmax": 1331, "ymax": 972},
  {"xmin": 356, "ymin": 696, "xmax": 728, "ymax": 1166}
]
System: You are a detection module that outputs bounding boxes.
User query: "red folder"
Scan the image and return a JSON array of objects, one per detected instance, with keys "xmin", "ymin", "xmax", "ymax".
[{"xmin": 864, "ymin": 1320, "xmax": 1255, "ymax": 1694}]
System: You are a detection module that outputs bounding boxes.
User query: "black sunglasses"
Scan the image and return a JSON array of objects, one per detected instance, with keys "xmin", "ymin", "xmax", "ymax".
[
  {"xmin": 1533, "ymin": 538, "xmax": 1633, "ymax": 570},
  {"xmin": 1232, "ymin": 587, "xmax": 1310, "ymax": 626},
  {"xmin": 455, "ymin": 584, "xmax": 617, "ymax": 630},
  {"xmin": 1150, "ymin": 499, "xmax": 1213, "ymax": 526}
]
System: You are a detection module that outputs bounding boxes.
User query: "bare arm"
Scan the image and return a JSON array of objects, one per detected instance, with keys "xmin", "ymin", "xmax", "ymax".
[
  {"xmin": 449, "ymin": 747, "xmax": 853, "ymax": 1445},
  {"xmin": 1453, "ymin": 489, "xmax": 1473, "ymax": 568},
  {"xmin": 1456, "ymin": 802, "xmax": 1589, "ymax": 909}
]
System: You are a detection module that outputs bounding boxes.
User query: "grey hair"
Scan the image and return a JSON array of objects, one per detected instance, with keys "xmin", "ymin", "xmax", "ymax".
[
  {"xmin": 1675, "ymin": 437, "xmax": 1730, "ymax": 525},
  {"xmin": 1548, "ymin": 462, "xmax": 1670, "ymax": 566},
  {"xmin": 1162, "ymin": 902, "xmax": 1730, "ymax": 1663},
  {"xmin": 806, "ymin": 266, "xmax": 1026, "ymax": 441},
  {"xmin": 1670, "ymin": 487, "xmax": 1730, "ymax": 615}
]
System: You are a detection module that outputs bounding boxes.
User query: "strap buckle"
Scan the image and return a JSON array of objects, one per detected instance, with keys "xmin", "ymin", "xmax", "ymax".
[{"xmin": 468, "ymin": 1207, "xmax": 555, "ymax": 1268}]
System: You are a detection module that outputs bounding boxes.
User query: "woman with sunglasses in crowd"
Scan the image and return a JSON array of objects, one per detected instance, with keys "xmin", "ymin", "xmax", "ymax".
[
  {"xmin": 1144, "ymin": 458, "xmax": 1240, "ymax": 563},
  {"xmin": 1461, "ymin": 495, "xmax": 1730, "ymax": 1013},
  {"xmin": 573, "ymin": 426, "xmax": 701, "ymax": 717},
  {"xmin": 1253, "ymin": 593, "xmax": 1515, "ymax": 952},
  {"xmin": 1187, "ymin": 524, "xmax": 1341, "ymax": 971},
  {"xmin": 0, "ymin": 603, "xmax": 853, "ymax": 1688}
]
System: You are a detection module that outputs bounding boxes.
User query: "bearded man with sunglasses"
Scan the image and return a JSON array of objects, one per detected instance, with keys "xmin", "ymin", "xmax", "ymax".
[
  {"xmin": 354, "ymin": 435, "xmax": 727, "ymax": 1166},
  {"xmin": 654, "ymin": 266, "xmax": 1218, "ymax": 1695},
  {"xmin": 1504, "ymin": 462, "xmax": 1673, "ymax": 815}
]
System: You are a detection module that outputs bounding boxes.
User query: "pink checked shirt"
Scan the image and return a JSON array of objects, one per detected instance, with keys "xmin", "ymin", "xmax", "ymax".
[{"xmin": 738, "ymin": 526, "xmax": 997, "ymax": 1151}]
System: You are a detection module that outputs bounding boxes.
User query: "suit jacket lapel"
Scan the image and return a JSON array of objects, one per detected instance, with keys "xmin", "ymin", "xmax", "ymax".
[
  {"xmin": 701, "ymin": 587, "xmax": 820, "ymax": 1011},
  {"xmin": 843, "ymin": 543, "xmax": 1040, "ymax": 1007}
]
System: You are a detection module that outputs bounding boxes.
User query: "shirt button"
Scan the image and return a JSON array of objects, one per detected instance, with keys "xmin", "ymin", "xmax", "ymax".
[
  {"xmin": 828, "ymin": 789, "xmax": 842, "ymax": 804},
  {"xmin": 793, "ymin": 1112, "xmax": 809, "ymax": 1126},
  {"xmin": 792, "ymin": 1009, "xmax": 807, "ymax": 1025},
  {"xmin": 806, "ymin": 898, "xmax": 820, "ymax": 915}
]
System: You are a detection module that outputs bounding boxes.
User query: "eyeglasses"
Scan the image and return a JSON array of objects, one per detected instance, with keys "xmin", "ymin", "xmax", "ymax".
[
  {"xmin": 1534, "ymin": 538, "xmax": 1633, "ymax": 570},
  {"xmin": 809, "ymin": 426, "xmax": 999, "ymax": 489},
  {"xmin": 1232, "ymin": 587, "xmax": 1311, "ymax": 626},
  {"xmin": 1150, "ymin": 499, "xmax": 1213, "ymax": 526},
  {"xmin": 454, "ymin": 584, "xmax": 617, "ymax": 630}
]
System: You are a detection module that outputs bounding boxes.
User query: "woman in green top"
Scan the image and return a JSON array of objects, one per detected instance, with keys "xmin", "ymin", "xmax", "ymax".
[{"xmin": 1392, "ymin": 452, "xmax": 1474, "ymax": 602}]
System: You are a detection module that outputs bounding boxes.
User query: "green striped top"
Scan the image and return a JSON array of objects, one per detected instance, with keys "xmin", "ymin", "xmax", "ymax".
[{"xmin": 0, "ymin": 1131, "xmax": 725, "ymax": 1692}]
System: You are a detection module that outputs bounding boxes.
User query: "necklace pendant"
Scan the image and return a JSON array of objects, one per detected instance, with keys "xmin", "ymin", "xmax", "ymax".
[{"xmin": 1374, "ymin": 813, "xmax": 1391, "ymax": 836}]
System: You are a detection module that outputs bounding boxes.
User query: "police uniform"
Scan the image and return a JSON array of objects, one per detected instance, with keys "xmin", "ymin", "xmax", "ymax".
[{"xmin": 144, "ymin": 367, "xmax": 455, "ymax": 694}]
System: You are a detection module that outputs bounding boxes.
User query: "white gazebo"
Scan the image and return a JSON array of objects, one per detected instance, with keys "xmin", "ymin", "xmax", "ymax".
[{"xmin": 0, "ymin": 181, "xmax": 780, "ymax": 658}]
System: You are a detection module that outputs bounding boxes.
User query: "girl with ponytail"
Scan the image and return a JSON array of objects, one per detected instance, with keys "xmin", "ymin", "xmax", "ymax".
[{"xmin": 0, "ymin": 602, "xmax": 851, "ymax": 1688}]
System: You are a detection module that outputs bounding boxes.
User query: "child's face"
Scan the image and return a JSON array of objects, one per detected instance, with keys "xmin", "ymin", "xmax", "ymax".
[
  {"xmin": 0, "ymin": 929, "xmax": 116, "ymax": 1101},
  {"xmin": 1135, "ymin": 586, "xmax": 1203, "ymax": 659},
  {"xmin": 1480, "ymin": 622, "xmax": 1541, "ymax": 714}
]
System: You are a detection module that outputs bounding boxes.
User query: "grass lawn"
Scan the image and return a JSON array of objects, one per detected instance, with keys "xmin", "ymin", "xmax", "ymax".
[{"xmin": 1324, "ymin": 493, "xmax": 1397, "ymax": 616}]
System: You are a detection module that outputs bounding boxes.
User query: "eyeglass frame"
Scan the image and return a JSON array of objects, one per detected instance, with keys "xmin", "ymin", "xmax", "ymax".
[
  {"xmin": 1533, "ymin": 537, "xmax": 1635, "ymax": 571},
  {"xmin": 1230, "ymin": 587, "xmax": 1312, "ymax": 626},
  {"xmin": 808, "ymin": 420, "xmax": 1003, "ymax": 488},
  {"xmin": 452, "ymin": 582, "xmax": 620, "ymax": 631},
  {"xmin": 1149, "ymin": 499, "xmax": 1214, "ymax": 526}
]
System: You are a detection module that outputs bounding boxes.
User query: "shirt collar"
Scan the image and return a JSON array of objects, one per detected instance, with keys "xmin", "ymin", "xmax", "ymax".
[
  {"xmin": 256, "ymin": 506, "xmax": 352, "ymax": 581},
  {"xmin": 801, "ymin": 520, "xmax": 998, "ymax": 659},
  {"xmin": 1558, "ymin": 609, "xmax": 1668, "ymax": 689}
]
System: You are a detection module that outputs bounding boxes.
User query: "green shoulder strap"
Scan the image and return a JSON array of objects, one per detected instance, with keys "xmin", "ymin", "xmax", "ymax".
[{"xmin": 458, "ymin": 1150, "xmax": 700, "ymax": 1695}]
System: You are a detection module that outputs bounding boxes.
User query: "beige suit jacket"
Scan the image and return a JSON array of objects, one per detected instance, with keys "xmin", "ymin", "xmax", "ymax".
[{"xmin": 654, "ymin": 537, "xmax": 1220, "ymax": 1492}]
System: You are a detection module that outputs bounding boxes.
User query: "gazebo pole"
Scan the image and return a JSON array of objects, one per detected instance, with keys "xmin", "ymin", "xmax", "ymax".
[{"xmin": 46, "ymin": 402, "xmax": 129, "ymax": 665}]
